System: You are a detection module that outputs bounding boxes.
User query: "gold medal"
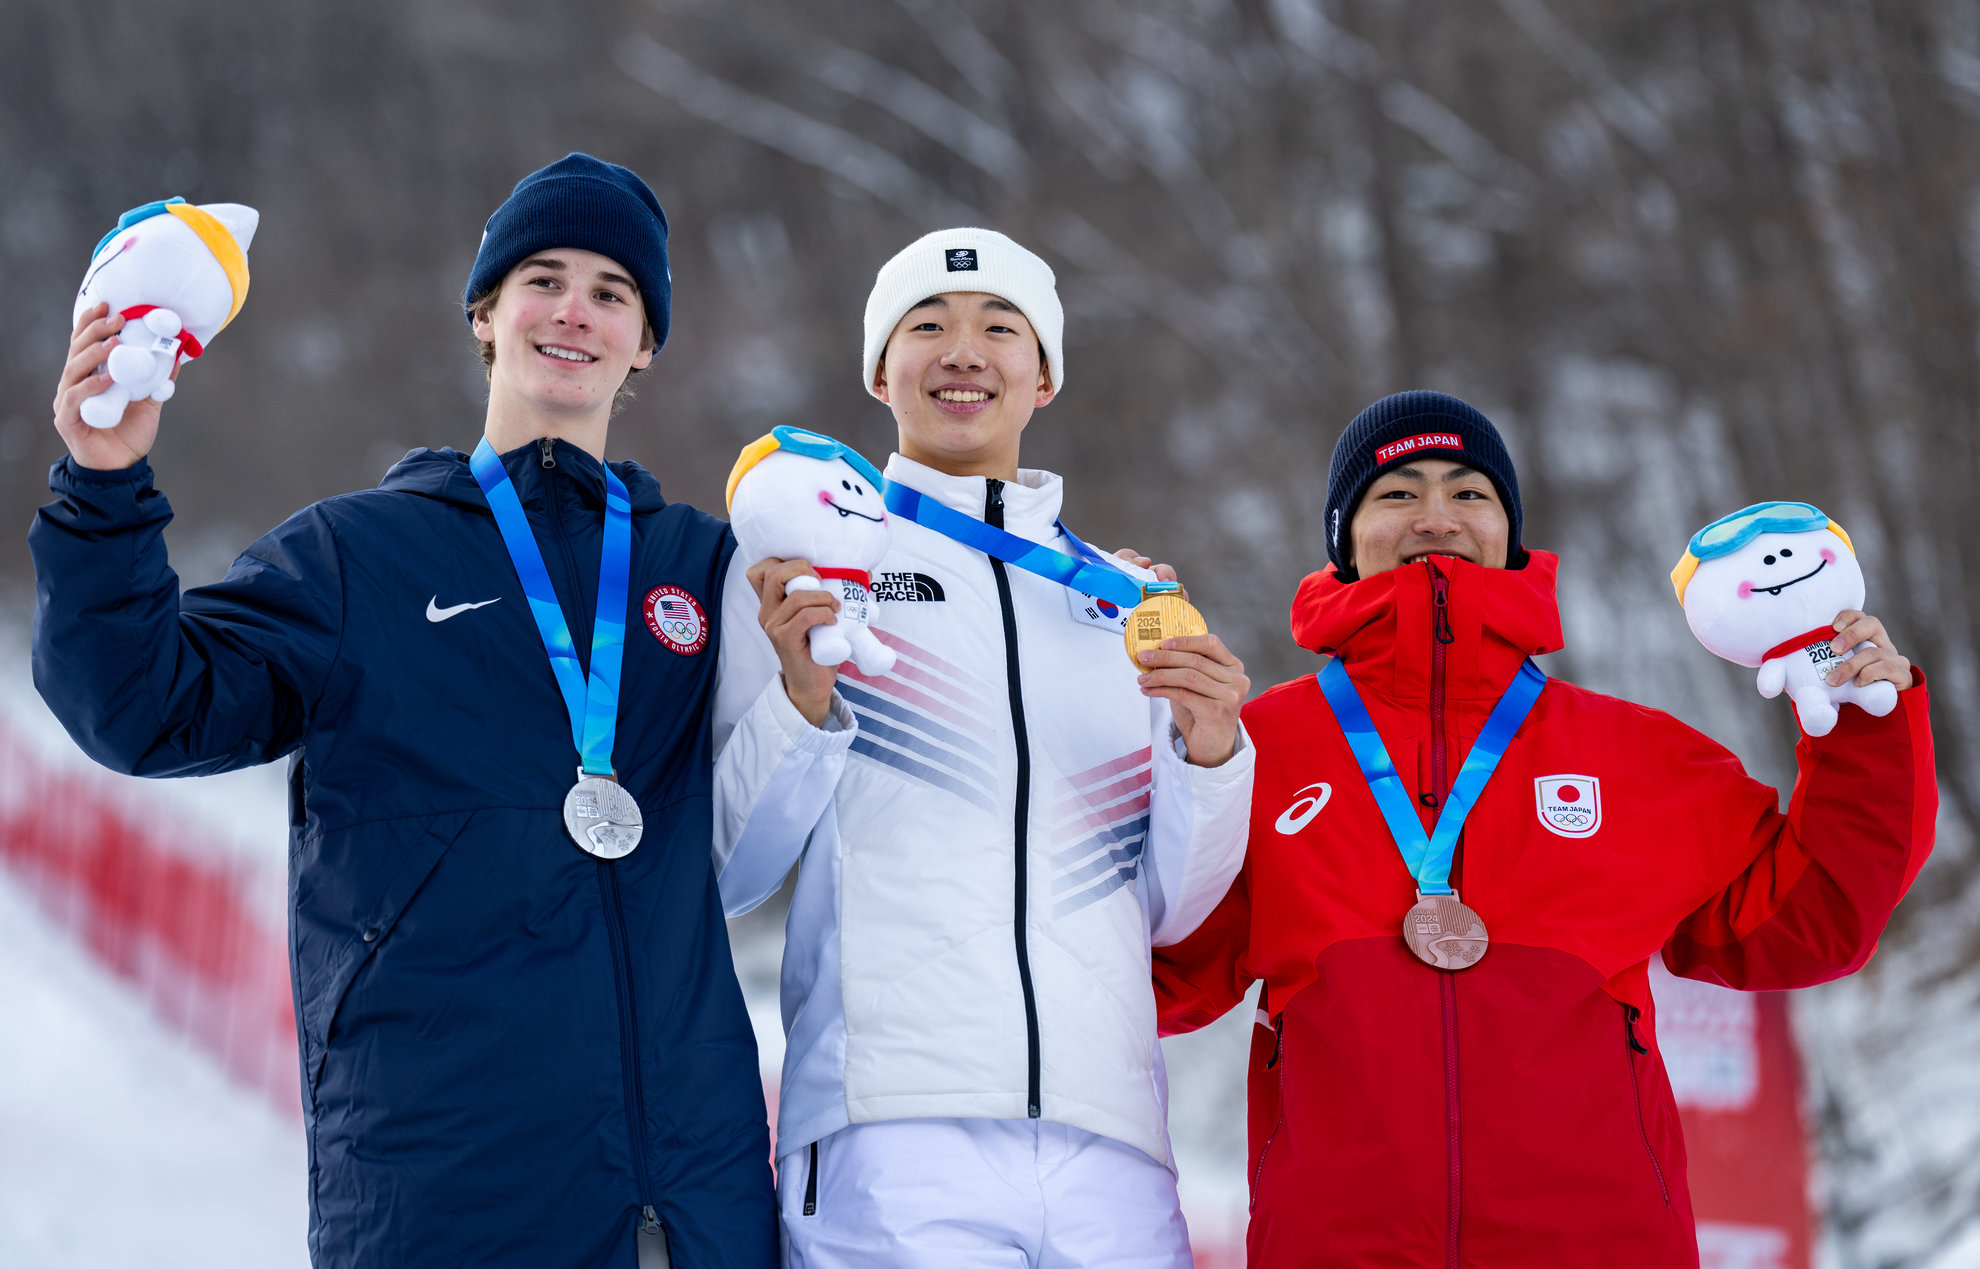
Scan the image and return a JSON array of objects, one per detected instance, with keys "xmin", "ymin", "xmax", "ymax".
[
  {"xmin": 1124, "ymin": 582, "xmax": 1208, "ymax": 672},
  {"xmin": 1401, "ymin": 893, "xmax": 1490, "ymax": 970}
]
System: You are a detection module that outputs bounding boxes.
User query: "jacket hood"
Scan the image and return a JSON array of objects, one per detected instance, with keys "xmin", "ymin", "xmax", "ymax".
[
  {"xmin": 1290, "ymin": 550, "xmax": 1565, "ymax": 703},
  {"xmin": 378, "ymin": 438, "xmax": 668, "ymax": 514}
]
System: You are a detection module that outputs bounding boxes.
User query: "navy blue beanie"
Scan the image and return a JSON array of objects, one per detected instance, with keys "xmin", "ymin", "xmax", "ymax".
[
  {"xmin": 1324, "ymin": 390, "xmax": 1526, "ymax": 578},
  {"xmin": 464, "ymin": 153, "xmax": 671, "ymax": 349}
]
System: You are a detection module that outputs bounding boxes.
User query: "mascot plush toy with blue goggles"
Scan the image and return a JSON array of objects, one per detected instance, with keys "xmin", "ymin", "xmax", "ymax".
[
  {"xmin": 1672, "ymin": 501, "xmax": 1898, "ymax": 736},
  {"xmin": 727, "ymin": 426, "xmax": 897, "ymax": 677},
  {"xmin": 73, "ymin": 196, "xmax": 257, "ymax": 430}
]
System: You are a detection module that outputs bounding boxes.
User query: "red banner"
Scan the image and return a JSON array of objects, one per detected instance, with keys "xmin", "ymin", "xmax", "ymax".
[
  {"xmin": 0, "ymin": 727, "xmax": 296, "ymax": 1112},
  {"xmin": 1651, "ymin": 960, "xmax": 1812, "ymax": 1269}
]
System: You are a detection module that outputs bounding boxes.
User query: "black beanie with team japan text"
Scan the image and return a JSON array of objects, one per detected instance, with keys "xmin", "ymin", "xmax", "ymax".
[{"xmin": 1323, "ymin": 390, "xmax": 1526, "ymax": 580}]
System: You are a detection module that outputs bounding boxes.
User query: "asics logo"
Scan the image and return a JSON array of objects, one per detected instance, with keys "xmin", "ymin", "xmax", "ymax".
[
  {"xmin": 426, "ymin": 596, "xmax": 501, "ymax": 623},
  {"xmin": 1274, "ymin": 782, "xmax": 1332, "ymax": 835}
]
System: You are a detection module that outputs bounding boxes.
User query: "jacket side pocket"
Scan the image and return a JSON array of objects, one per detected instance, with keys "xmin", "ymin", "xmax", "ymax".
[
  {"xmin": 1623, "ymin": 1003, "xmax": 1671, "ymax": 1208},
  {"xmin": 1250, "ymin": 1013, "xmax": 1286, "ymax": 1213},
  {"xmin": 292, "ymin": 809, "xmax": 475, "ymax": 1100}
]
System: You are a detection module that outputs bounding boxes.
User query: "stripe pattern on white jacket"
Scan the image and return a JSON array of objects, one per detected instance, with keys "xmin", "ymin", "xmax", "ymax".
[{"xmin": 713, "ymin": 455, "xmax": 1253, "ymax": 1167}]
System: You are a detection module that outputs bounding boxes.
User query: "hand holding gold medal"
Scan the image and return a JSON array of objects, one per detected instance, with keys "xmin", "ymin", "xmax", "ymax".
[
  {"xmin": 1115, "ymin": 570, "xmax": 1248, "ymax": 770},
  {"xmin": 1123, "ymin": 581, "xmax": 1207, "ymax": 672}
]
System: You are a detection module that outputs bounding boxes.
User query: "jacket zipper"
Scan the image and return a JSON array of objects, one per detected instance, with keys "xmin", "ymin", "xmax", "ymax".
[
  {"xmin": 1427, "ymin": 560, "xmax": 1454, "ymax": 811},
  {"xmin": 985, "ymin": 479, "xmax": 1043, "ymax": 1118},
  {"xmin": 538, "ymin": 439, "xmax": 595, "ymax": 676},
  {"xmin": 1250, "ymin": 1015, "xmax": 1287, "ymax": 1212},
  {"xmin": 803, "ymin": 1140, "xmax": 819, "ymax": 1215},
  {"xmin": 600, "ymin": 862, "xmax": 664, "ymax": 1238},
  {"xmin": 1441, "ymin": 971, "xmax": 1462, "ymax": 1269},
  {"xmin": 549, "ymin": 439, "xmax": 659, "ymax": 1241},
  {"xmin": 1624, "ymin": 1005, "xmax": 1671, "ymax": 1206},
  {"xmin": 1428, "ymin": 559, "xmax": 1462, "ymax": 1269}
]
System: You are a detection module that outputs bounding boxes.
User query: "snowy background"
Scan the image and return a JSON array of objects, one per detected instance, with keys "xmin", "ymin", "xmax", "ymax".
[{"xmin": 4, "ymin": 1, "xmax": 1979, "ymax": 1265}]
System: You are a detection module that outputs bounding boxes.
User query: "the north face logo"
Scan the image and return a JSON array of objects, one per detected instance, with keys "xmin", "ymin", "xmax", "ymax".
[
  {"xmin": 945, "ymin": 248, "xmax": 979, "ymax": 272},
  {"xmin": 872, "ymin": 571, "xmax": 946, "ymax": 602},
  {"xmin": 1535, "ymin": 774, "xmax": 1601, "ymax": 838}
]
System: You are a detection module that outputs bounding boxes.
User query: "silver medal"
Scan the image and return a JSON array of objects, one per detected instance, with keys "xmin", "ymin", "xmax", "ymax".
[{"xmin": 562, "ymin": 772, "xmax": 643, "ymax": 859}]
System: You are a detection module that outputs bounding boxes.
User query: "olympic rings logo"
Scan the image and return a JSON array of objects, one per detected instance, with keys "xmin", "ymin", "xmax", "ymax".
[{"xmin": 644, "ymin": 585, "xmax": 709, "ymax": 655}]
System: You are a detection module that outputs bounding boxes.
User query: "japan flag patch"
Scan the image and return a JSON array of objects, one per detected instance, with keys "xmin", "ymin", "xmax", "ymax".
[{"xmin": 1535, "ymin": 774, "xmax": 1601, "ymax": 838}]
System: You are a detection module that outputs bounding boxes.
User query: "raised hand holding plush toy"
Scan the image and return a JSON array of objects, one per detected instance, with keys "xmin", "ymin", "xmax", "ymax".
[
  {"xmin": 1672, "ymin": 501, "xmax": 1899, "ymax": 736},
  {"xmin": 73, "ymin": 197, "xmax": 257, "ymax": 429},
  {"xmin": 727, "ymin": 426, "xmax": 897, "ymax": 676}
]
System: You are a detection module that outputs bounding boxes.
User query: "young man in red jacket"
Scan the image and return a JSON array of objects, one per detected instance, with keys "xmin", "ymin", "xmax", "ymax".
[{"xmin": 1154, "ymin": 390, "xmax": 1935, "ymax": 1267}]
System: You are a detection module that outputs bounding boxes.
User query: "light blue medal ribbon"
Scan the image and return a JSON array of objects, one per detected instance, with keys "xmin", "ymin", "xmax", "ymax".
[
  {"xmin": 882, "ymin": 481, "xmax": 1146, "ymax": 610},
  {"xmin": 1317, "ymin": 657, "xmax": 1547, "ymax": 897},
  {"xmin": 469, "ymin": 438, "xmax": 632, "ymax": 778}
]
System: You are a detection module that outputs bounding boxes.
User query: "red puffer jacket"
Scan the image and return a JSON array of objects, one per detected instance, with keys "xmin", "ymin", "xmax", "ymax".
[{"xmin": 1156, "ymin": 552, "xmax": 1935, "ymax": 1268}]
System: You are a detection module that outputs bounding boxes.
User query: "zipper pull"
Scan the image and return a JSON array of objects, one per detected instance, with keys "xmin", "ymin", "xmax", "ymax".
[
  {"xmin": 984, "ymin": 477, "xmax": 1005, "ymax": 529},
  {"xmin": 1624, "ymin": 1004, "xmax": 1650, "ymax": 1054},
  {"xmin": 640, "ymin": 1205, "xmax": 664, "ymax": 1235},
  {"xmin": 538, "ymin": 437, "xmax": 557, "ymax": 469},
  {"xmin": 1429, "ymin": 564, "xmax": 1454, "ymax": 645}
]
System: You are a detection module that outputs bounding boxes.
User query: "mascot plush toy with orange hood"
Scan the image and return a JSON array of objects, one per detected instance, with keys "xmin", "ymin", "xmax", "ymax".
[
  {"xmin": 73, "ymin": 196, "xmax": 256, "ymax": 429},
  {"xmin": 727, "ymin": 426, "xmax": 897, "ymax": 676}
]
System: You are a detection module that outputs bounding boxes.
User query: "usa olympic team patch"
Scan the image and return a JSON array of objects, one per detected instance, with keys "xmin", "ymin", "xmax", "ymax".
[
  {"xmin": 644, "ymin": 585, "xmax": 709, "ymax": 655},
  {"xmin": 1535, "ymin": 774, "xmax": 1601, "ymax": 838}
]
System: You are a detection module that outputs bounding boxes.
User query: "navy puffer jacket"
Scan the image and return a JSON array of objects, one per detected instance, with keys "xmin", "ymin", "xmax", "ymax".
[{"xmin": 30, "ymin": 440, "xmax": 775, "ymax": 1268}]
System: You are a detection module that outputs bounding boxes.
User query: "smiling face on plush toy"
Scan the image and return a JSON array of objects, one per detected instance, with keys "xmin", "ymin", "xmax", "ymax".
[
  {"xmin": 1680, "ymin": 527, "xmax": 1864, "ymax": 667},
  {"xmin": 729, "ymin": 448, "xmax": 891, "ymax": 568}
]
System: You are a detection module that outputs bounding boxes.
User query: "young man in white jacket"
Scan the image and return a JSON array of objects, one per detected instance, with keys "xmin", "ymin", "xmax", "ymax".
[{"xmin": 710, "ymin": 228, "xmax": 1255, "ymax": 1267}]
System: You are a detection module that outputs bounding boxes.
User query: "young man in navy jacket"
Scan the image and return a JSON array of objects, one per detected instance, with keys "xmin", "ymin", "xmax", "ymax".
[{"xmin": 33, "ymin": 155, "xmax": 775, "ymax": 1269}]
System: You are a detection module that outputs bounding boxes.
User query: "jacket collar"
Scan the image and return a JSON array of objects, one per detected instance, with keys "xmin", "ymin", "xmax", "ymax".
[
  {"xmin": 1290, "ymin": 551, "xmax": 1565, "ymax": 704},
  {"xmin": 883, "ymin": 453, "xmax": 1064, "ymax": 542},
  {"xmin": 377, "ymin": 437, "xmax": 667, "ymax": 515}
]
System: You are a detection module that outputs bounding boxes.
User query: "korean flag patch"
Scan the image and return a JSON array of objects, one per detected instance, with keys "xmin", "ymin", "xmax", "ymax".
[
  {"xmin": 1068, "ymin": 587, "xmax": 1132, "ymax": 634},
  {"xmin": 1535, "ymin": 774, "xmax": 1602, "ymax": 838}
]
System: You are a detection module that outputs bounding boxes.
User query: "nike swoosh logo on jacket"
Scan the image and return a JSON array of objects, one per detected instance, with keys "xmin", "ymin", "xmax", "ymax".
[{"xmin": 426, "ymin": 596, "xmax": 500, "ymax": 621}]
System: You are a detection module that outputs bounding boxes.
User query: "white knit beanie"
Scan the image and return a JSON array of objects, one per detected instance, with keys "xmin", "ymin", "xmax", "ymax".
[{"xmin": 861, "ymin": 227, "xmax": 1064, "ymax": 400}]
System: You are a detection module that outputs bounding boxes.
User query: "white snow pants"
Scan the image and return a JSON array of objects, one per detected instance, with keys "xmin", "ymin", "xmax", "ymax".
[{"xmin": 777, "ymin": 1117, "xmax": 1193, "ymax": 1269}]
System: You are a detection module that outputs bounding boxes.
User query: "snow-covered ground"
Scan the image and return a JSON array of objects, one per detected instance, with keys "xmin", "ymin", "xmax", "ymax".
[{"xmin": 0, "ymin": 866, "xmax": 309, "ymax": 1268}]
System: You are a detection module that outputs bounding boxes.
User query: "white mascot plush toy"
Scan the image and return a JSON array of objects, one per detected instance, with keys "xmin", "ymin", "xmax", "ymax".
[
  {"xmin": 73, "ymin": 196, "xmax": 257, "ymax": 429},
  {"xmin": 1671, "ymin": 500, "xmax": 1898, "ymax": 737},
  {"xmin": 726, "ymin": 426, "xmax": 897, "ymax": 676}
]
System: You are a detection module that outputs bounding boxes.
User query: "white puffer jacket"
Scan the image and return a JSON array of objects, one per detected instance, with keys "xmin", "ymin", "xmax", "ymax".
[{"xmin": 712, "ymin": 455, "xmax": 1253, "ymax": 1167}]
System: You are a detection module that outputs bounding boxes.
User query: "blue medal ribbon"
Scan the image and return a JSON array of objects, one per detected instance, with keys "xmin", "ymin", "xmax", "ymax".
[
  {"xmin": 470, "ymin": 438, "xmax": 633, "ymax": 778},
  {"xmin": 1317, "ymin": 657, "xmax": 1547, "ymax": 895},
  {"xmin": 882, "ymin": 481, "xmax": 1145, "ymax": 610}
]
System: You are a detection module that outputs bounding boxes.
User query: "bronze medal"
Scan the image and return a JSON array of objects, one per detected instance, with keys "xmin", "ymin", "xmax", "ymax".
[
  {"xmin": 1402, "ymin": 893, "xmax": 1490, "ymax": 970},
  {"xmin": 1124, "ymin": 584, "xmax": 1208, "ymax": 672}
]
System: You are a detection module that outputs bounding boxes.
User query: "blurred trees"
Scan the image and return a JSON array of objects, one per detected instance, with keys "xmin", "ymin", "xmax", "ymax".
[{"xmin": 4, "ymin": 0, "xmax": 1976, "ymax": 1259}]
